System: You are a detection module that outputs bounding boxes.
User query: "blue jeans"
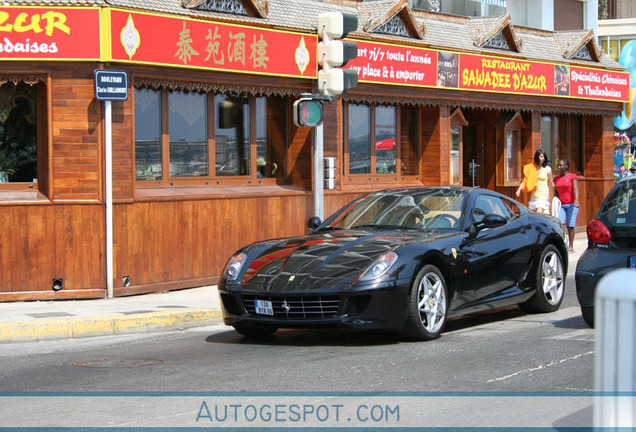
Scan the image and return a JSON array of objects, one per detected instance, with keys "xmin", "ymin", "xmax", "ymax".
[{"xmin": 558, "ymin": 204, "xmax": 579, "ymax": 227}]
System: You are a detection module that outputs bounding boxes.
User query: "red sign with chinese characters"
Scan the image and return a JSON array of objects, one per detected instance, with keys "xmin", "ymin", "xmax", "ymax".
[
  {"xmin": 109, "ymin": 9, "xmax": 317, "ymax": 79},
  {"xmin": 0, "ymin": 7, "xmax": 101, "ymax": 60},
  {"xmin": 345, "ymin": 40, "xmax": 437, "ymax": 87}
]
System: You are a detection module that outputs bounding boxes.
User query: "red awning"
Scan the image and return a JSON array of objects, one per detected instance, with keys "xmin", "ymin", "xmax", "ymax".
[{"xmin": 376, "ymin": 138, "xmax": 396, "ymax": 150}]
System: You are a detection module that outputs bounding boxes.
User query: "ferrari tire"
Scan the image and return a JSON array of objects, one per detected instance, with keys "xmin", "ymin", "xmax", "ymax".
[
  {"xmin": 581, "ymin": 306, "xmax": 595, "ymax": 328},
  {"xmin": 233, "ymin": 323, "xmax": 278, "ymax": 338},
  {"xmin": 519, "ymin": 244, "xmax": 565, "ymax": 313},
  {"xmin": 401, "ymin": 264, "xmax": 448, "ymax": 341}
]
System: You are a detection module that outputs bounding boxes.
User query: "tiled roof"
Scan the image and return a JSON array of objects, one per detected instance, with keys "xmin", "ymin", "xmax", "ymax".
[
  {"xmin": 555, "ymin": 29, "xmax": 601, "ymax": 61},
  {"xmin": 359, "ymin": 0, "xmax": 424, "ymax": 39},
  {"xmin": 3, "ymin": 0, "xmax": 106, "ymax": 5},
  {"xmin": 1, "ymin": 0, "xmax": 624, "ymax": 70},
  {"xmin": 466, "ymin": 14, "xmax": 522, "ymax": 52}
]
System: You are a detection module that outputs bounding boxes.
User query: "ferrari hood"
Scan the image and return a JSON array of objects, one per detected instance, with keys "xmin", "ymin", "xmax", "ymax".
[{"xmin": 239, "ymin": 229, "xmax": 432, "ymax": 290}]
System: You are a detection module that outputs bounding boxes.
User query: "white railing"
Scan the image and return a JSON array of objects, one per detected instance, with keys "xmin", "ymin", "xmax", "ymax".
[{"xmin": 595, "ymin": 268, "xmax": 636, "ymax": 428}]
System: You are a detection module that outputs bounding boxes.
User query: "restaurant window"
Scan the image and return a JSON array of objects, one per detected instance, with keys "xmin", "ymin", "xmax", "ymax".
[
  {"xmin": 170, "ymin": 91, "xmax": 208, "ymax": 177},
  {"xmin": 135, "ymin": 88, "xmax": 162, "ymax": 180},
  {"xmin": 134, "ymin": 85, "xmax": 288, "ymax": 185},
  {"xmin": 450, "ymin": 108, "xmax": 468, "ymax": 186},
  {"xmin": 215, "ymin": 94, "xmax": 250, "ymax": 177},
  {"xmin": 343, "ymin": 102, "xmax": 419, "ymax": 181},
  {"xmin": 450, "ymin": 127, "xmax": 461, "ymax": 185},
  {"xmin": 0, "ymin": 82, "xmax": 40, "ymax": 188},
  {"xmin": 400, "ymin": 104, "xmax": 420, "ymax": 175},
  {"xmin": 505, "ymin": 128, "xmax": 520, "ymax": 184},
  {"xmin": 496, "ymin": 111, "xmax": 525, "ymax": 187},
  {"xmin": 541, "ymin": 113, "xmax": 583, "ymax": 173}
]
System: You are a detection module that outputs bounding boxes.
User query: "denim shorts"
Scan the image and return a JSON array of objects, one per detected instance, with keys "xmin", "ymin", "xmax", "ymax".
[{"xmin": 558, "ymin": 203, "xmax": 579, "ymax": 227}]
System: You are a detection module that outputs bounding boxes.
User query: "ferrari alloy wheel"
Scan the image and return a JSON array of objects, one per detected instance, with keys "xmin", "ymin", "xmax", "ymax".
[
  {"xmin": 401, "ymin": 264, "xmax": 448, "ymax": 341},
  {"xmin": 519, "ymin": 244, "xmax": 565, "ymax": 313}
]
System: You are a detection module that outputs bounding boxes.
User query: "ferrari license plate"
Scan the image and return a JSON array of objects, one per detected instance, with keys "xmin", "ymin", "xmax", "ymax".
[{"xmin": 254, "ymin": 299, "xmax": 274, "ymax": 316}]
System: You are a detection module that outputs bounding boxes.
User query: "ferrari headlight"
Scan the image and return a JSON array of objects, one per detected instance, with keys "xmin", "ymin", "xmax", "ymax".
[
  {"xmin": 359, "ymin": 252, "xmax": 398, "ymax": 281},
  {"xmin": 223, "ymin": 253, "xmax": 247, "ymax": 282}
]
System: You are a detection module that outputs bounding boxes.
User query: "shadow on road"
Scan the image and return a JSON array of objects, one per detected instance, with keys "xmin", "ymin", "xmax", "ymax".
[
  {"xmin": 204, "ymin": 305, "xmax": 540, "ymax": 346},
  {"xmin": 552, "ymin": 314, "xmax": 589, "ymax": 330},
  {"xmin": 204, "ymin": 327, "xmax": 400, "ymax": 347}
]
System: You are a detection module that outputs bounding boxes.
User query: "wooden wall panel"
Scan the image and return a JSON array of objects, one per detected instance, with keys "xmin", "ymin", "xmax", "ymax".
[
  {"xmin": 583, "ymin": 115, "xmax": 605, "ymax": 179},
  {"xmin": 288, "ymin": 117, "xmax": 313, "ymax": 190},
  {"xmin": 576, "ymin": 115, "xmax": 616, "ymax": 228},
  {"xmin": 112, "ymin": 96, "xmax": 135, "ymax": 201},
  {"xmin": 112, "ymin": 194, "xmax": 308, "ymax": 295},
  {"xmin": 438, "ymin": 106, "xmax": 451, "ymax": 185},
  {"xmin": 0, "ymin": 204, "xmax": 104, "ymax": 301},
  {"xmin": 481, "ymin": 111, "xmax": 498, "ymax": 191},
  {"xmin": 421, "ymin": 106, "xmax": 441, "ymax": 185},
  {"xmin": 50, "ymin": 68, "xmax": 101, "ymax": 202}
]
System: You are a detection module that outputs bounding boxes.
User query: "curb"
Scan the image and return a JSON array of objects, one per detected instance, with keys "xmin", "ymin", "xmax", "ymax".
[{"xmin": 0, "ymin": 309, "xmax": 222, "ymax": 343}]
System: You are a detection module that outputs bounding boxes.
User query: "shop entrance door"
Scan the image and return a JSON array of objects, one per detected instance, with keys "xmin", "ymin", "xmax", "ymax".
[{"xmin": 463, "ymin": 121, "xmax": 484, "ymax": 188}]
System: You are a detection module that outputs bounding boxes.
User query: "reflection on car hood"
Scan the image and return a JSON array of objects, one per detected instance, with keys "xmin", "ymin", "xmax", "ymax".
[{"xmin": 239, "ymin": 229, "xmax": 446, "ymax": 291}]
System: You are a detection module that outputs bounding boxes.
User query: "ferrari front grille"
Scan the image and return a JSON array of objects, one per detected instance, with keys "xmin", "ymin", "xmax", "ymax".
[{"xmin": 242, "ymin": 295, "xmax": 340, "ymax": 319}]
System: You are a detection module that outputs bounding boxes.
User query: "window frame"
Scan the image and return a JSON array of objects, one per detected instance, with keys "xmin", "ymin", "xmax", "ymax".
[
  {"xmin": 134, "ymin": 86, "xmax": 288, "ymax": 187},
  {"xmin": 540, "ymin": 113, "xmax": 583, "ymax": 174},
  {"xmin": 342, "ymin": 101, "xmax": 420, "ymax": 184},
  {"xmin": 0, "ymin": 77, "xmax": 48, "ymax": 197},
  {"xmin": 496, "ymin": 111, "xmax": 525, "ymax": 187},
  {"xmin": 450, "ymin": 108, "xmax": 468, "ymax": 186}
]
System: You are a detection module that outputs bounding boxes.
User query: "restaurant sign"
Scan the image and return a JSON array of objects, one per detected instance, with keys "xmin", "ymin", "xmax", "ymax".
[
  {"xmin": 347, "ymin": 40, "xmax": 630, "ymax": 102},
  {"xmin": 0, "ymin": 7, "xmax": 628, "ymax": 102},
  {"xmin": 107, "ymin": 9, "xmax": 317, "ymax": 79},
  {"xmin": 0, "ymin": 7, "xmax": 101, "ymax": 60}
]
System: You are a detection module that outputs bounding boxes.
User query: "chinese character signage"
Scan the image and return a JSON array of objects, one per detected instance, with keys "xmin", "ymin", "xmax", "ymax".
[
  {"xmin": 0, "ymin": 7, "xmax": 100, "ymax": 60},
  {"xmin": 347, "ymin": 40, "xmax": 630, "ymax": 102},
  {"xmin": 108, "ymin": 9, "xmax": 316, "ymax": 79}
]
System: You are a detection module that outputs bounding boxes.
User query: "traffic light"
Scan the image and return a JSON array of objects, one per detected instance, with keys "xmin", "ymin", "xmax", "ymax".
[
  {"xmin": 293, "ymin": 96, "xmax": 323, "ymax": 127},
  {"xmin": 317, "ymin": 12, "xmax": 359, "ymax": 95}
]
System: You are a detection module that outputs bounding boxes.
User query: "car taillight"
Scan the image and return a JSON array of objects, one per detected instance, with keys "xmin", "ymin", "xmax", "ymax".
[{"xmin": 587, "ymin": 219, "xmax": 611, "ymax": 244}]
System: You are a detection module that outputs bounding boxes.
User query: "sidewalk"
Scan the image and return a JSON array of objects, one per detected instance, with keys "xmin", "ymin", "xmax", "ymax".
[
  {"xmin": 0, "ymin": 285, "xmax": 222, "ymax": 343},
  {"xmin": 0, "ymin": 236, "xmax": 589, "ymax": 344}
]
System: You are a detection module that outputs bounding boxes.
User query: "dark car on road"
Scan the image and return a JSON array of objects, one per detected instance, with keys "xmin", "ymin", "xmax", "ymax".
[
  {"xmin": 576, "ymin": 176, "xmax": 636, "ymax": 327},
  {"xmin": 219, "ymin": 187, "xmax": 568, "ymax": 341}
]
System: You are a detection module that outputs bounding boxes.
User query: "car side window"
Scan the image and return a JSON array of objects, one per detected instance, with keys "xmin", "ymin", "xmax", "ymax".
[
  {"xmin": 606, "ymin": 183, "xmax": 636, "ymax": 226},
  {"xmin": 472, "ymin": 196, "xmax": 514, "ymax": 224},
  {"xmin": 500, "ymin": 198, "xmax": 520, "ymax": 220}
]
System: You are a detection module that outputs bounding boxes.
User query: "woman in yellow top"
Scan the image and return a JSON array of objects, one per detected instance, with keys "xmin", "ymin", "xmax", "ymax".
[{"xmin": 515, "ymin": 149, "xmax": 554, "ymax": 214}]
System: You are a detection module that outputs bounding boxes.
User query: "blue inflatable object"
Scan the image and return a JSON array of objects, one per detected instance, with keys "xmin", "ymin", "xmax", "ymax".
[{"xmin": 614, "ymin": 40, "xmax": 636, "ymax": 130}]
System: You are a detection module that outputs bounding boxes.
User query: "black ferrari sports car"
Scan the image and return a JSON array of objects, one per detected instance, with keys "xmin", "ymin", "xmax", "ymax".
[{"xmin": 219, "ymin": 187, "xmax": 568, "ymax": 341}]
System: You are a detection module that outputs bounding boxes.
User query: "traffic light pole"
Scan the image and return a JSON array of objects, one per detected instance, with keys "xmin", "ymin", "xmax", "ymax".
[
  {"xmin": 313, "ymin": 122, "xmax": 324, "ymax": 220},
  {"xmin": 310, "ymin": 11, "xmax": 358, "ymax": 221}
]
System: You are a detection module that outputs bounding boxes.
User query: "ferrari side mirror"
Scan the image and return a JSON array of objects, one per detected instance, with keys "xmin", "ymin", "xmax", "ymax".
[
  {"xmin": 481, "ymin": 214, "xmax": 507, "ymax": 229},
  {"xmin": 467, "ymin": 213, "xmax": 507, "ymax": 240},
  {"xmin": 307, "ymin": 217, "xmax": 322, "ymax": 230}
]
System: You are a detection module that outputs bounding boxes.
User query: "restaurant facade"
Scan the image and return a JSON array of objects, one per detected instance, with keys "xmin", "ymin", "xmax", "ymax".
[{"xmin": 0, "ymin": 0, "xmax": 629, "ymax": 300}]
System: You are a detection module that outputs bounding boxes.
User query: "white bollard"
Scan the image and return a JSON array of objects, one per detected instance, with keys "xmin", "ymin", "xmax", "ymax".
[{"xmin": 594, "ymin": 268, "xmax": 636, "ymax": 428}]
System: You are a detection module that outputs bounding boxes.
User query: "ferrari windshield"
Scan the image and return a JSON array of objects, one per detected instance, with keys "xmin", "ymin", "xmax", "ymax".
[{"xmin": 324, "ymin": 188, "xmax": 466, "ymax": 230}]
